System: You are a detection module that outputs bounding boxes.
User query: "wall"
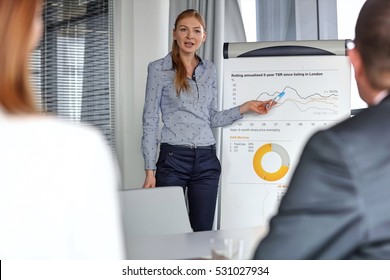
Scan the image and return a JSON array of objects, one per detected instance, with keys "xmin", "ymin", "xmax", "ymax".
[{"xmin": 114, "ymin": 0, "xmax": 169, "ymax": 189}]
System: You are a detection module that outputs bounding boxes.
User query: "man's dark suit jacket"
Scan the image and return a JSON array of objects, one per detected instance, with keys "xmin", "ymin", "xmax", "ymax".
[{"xmin": 254, "ymin": 94, "xmax": 390, "ymax": 259}]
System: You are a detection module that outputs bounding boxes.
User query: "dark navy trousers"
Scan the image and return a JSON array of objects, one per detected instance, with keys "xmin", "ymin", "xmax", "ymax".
[{"xmin": 155, "ymin": 143, "xmax": 221, "ymax": 232}]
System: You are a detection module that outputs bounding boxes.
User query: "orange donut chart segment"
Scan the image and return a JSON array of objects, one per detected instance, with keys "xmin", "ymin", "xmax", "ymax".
[{"xmin": 253, "ymin": 143, "xmax": 290, "ymax": 182}]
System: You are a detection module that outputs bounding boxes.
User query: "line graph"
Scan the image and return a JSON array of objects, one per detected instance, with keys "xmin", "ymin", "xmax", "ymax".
[
  {"xmin": 255, "ymin": 85, "xmax": 339, "ymax": 116},
  {"xmin": 228, "ymin": 67, "xmax": 349, "ymax": 120},
  {"xmin": 256, "ymin": 85, "xmax": 338, "ymax": 104}
]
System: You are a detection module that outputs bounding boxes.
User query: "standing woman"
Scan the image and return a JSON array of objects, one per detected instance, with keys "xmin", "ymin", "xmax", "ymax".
[
  {"xmin": 142, "ymin": 9, "xmax": 271, "ymax": 231},
  {"xmin": 0, "ymin": 0, "xmax": 124, "ymax": 259}
]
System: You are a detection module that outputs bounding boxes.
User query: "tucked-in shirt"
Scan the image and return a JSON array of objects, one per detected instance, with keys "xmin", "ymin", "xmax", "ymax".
[{"xmin": 142, "ymin": 53, "xmax": 242, "ymax": 170}]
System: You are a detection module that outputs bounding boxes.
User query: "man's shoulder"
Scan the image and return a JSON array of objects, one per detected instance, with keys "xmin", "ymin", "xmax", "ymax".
[{"xmin": 307, "ymin": 105, "xmax": 390, "ymax": 156}]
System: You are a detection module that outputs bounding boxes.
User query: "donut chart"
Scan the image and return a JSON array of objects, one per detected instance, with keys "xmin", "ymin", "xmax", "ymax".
[{"xmin": 253, "ymin": 143, "xmax": 290, "ymax": 181}]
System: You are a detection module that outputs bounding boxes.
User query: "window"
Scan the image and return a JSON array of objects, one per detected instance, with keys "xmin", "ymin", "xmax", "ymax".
[
  {"xmin": 337, "ymin": 0, "xmax": 366, "ymax": 40},
  {"xmin": 238, "ymin": 0, "xmax": 257, "ymax": 42},
  {"xmin": 31, "ymin": 0, "xmax": 115, "ymax": 147}
]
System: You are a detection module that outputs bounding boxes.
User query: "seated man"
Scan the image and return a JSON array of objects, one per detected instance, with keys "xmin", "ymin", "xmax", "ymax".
[{"xmin": 254, "ymin": 0, "xmax": 390, "ymax": 259}]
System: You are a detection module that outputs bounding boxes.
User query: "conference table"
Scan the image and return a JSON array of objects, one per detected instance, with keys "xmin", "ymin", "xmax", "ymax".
[{"xmin": 126, "ymin": 225, "xmax": 268, "ymax": 260}]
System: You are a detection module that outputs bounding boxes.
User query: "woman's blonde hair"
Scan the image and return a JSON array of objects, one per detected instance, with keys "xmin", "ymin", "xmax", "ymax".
[
  {"xmin": 171, "ymin": 9, "xmax": 206, "ymax": 95},
  {"xmin": 0, "ymin": 0, "xmax": 41, "ymax": 114}
]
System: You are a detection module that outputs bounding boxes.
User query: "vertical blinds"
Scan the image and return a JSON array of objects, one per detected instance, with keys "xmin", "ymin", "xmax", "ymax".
[{"xmin": 31, "ymin": 0, "xmax": 115, "ymax": 147}]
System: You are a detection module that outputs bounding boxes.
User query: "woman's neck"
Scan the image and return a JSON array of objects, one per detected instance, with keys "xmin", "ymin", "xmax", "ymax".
[
  {"xmin": 180, "ymin": 53, "xmax": 198, "ymax": 78},
  {"xmin": 181, "ymin": 53, "xmax": 197, "ymax": 66}
]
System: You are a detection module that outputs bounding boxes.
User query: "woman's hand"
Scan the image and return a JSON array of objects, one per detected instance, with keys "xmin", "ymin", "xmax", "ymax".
[
  {"xmin": 239, "ymin": 100, "xmax": 274, "ymax": 115},
  {"xmin": 143, "ymin": 170, "xmax": 156, "ymax": 188}
]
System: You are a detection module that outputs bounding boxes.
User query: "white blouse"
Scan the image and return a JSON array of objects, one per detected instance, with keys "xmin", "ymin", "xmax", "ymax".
[{"xmin": 0, "ymin": 113, "xmax": 125, "ymax": 259}]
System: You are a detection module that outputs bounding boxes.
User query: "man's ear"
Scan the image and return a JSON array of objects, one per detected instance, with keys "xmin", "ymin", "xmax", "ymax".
[
  {"xmin": 348, "ymin": 48, "xmax": 363, "ymax": 79},
  {"xmin": 348, "ymin": 46, "xmax": 378, "ymax": 105}
]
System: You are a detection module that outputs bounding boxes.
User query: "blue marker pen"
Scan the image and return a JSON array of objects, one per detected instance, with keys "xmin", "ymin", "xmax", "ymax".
[
  {"xmin": 273, "ymin": 91, "xmax": 285, "ymax": 102},
  {"xmin": 266, "ymin": 91, "xmax": 285, "ymax": 109}
]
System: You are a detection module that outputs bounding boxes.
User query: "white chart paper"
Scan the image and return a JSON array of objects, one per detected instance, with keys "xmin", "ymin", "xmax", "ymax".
[{"xmin": 220, "ymin": 55, "xmax": 351, "ymax": 229}]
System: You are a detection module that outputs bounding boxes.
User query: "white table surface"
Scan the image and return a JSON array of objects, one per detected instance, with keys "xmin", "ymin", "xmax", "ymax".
[{"xmin": 126, "ymin": 226, "xmax": 268, "ymax": 260}]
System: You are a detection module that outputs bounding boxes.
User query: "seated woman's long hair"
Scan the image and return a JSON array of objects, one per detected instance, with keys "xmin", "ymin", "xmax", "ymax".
[{"xmin": 0, "ymin": 0, "xmax": 41, "ymax": 114}]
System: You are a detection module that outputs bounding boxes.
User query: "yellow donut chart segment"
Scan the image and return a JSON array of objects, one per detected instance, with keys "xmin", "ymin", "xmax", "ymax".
[{"xmin": 253, "ymin": 143, "xmax": 290, "ymax": 181}]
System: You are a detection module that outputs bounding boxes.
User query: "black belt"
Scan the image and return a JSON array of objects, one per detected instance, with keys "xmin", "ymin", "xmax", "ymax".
[{"xmin": 161, "ymin": 143, "xmax": 216, "ymax": 150}]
